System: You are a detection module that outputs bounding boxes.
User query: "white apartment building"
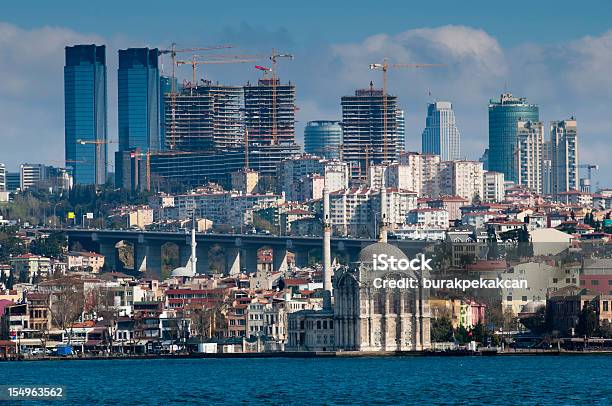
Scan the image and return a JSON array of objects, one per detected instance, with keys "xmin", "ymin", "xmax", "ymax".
[
  {"xmin": 516, "ymin": 120, "xmax": 545, "ymax": 193},
  {"xmin": 407, "ymin": 208, "xmax": 449, "ymax": 228},
  {"xmin": 483, "ymin": 171, "xmax": 505, "ymax": 203},
  {"xmin": 0, "ymin": 163, "xmax": 5, "ymax": 192},
  {"xmin": 278, "ymin": 155, "xmax": 349, "ymax": 201},
  {"xmin": 398, "ymin": 152, "xmax": 441, "ymax": 197},
  {"xmin": 550, "ymin": 118, "xmax": 579, "ymax": 194},
  {"xmin": 174, "ymin": 192, "xmax": 284, "ymax": 228},
  {"xmin": 329, "ymin": 187, "xmax": 417, "ymax": 237},
  {"xmin": 439, "ymin": 161, "xmax": 484, "ymax": 203}
]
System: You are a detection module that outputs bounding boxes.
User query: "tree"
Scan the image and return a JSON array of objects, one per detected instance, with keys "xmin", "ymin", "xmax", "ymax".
[
  {"xmin": 577, "ymin": 303, "xmax": 598, "ymax": 338},
  {"xmin": 431, "ymin": 317, "xmax": 454, "ymax": 342},
  {"xmin": 49, "ymin": 284, "xmax": 85, "ymax": 345}
]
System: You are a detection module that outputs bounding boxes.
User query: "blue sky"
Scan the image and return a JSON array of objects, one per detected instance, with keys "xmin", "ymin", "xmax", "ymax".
[{"xmin": 1, "ymin": 0, "xmax": 612, "ymax": 186}]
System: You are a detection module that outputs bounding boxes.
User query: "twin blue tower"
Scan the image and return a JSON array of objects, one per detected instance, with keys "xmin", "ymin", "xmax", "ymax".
[{"xmin": 64, "ymin": 45, "xmax": 166, "ymax": 185}]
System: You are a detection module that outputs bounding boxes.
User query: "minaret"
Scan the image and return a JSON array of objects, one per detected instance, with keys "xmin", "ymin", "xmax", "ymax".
[
  {"xmin": 379, "ymin": 187, "xmax": 388, "ymax": 243},
  {"xmin": 190, "ymin": 214, "xmax": 197, "ymax": 276},
  {"xmin": 322, "ymin": 186, "xmax": 332, "ymax": 309}
]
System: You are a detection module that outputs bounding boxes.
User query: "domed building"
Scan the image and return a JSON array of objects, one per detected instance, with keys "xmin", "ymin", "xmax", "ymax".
[{"xmin": 333, "ymin": 241, "xmax": 431, "ymax": 351}]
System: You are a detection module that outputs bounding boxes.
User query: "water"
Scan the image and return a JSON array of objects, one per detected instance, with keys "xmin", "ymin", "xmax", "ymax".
[{"xmin": 2, "ymin": 356, "xmax": 611, "ymax": 405}]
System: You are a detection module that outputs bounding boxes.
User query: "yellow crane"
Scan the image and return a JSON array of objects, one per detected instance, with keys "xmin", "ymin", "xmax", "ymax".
[{"xmin": 369, "ymin": 58, "xmax": 444, "ymax": 162}]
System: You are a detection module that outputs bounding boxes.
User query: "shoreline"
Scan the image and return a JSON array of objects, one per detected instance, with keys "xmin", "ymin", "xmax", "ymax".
[{"xmin": 3, "ymin": 349, "xmax": 612, "ymax": 362}]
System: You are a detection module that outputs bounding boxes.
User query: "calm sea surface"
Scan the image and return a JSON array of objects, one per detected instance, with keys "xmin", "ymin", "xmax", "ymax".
[{"xmin": 2, "ymin": 356, "xmax": 611, "ymax": 405}]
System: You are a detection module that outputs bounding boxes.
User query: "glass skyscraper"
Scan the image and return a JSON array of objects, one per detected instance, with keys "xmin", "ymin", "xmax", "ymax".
[
  {"xmin": 64, "ymin": 44, "xmax": 108, "ymax": 185},
  {"xmin": 488, "ymin": 93, "xmax": 538, "ymax": 183},
  {"xmin": 118, "ymin": 48, "xmax": 160, "ymax": 152},
  {"xmin": 421, "ymin": 101, "xmax": 461, "ymax": 161},
  {"xmin": 304, "ymin": 121, "xmax": 343, "ymax": 159},
  {"xmin": 159, "ymin": 75, "xmax": 177, "ymax": 150}
]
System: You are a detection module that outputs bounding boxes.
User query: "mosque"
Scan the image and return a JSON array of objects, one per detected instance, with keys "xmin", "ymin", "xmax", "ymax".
[{"xmin": 287, "ymin": 187, "xmax": 431, "ymax": 352}]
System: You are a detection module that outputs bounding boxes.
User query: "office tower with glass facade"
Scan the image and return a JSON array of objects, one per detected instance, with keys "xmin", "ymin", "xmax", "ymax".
[
  {"xmin": 421, "ymin": 101, "xmax": 461, "ymax": 161},
  {"xmin": 488, "ymin": 93, "xmax": 538, "ymax": 183},
  {"xmin": 118, "ymin": 48, "xmax": 160, "ymax": 152},
  {"xmin": 159, "ymin": 75, "xmax": 177, "ymax": 150},
  {"xmin": 64, "ymin": 44, "xmax": 108, "ymax": 185},
  {"xmin": 304, "ymin": 121, "xmax": 343, "ymax": 159},
  {"xmin": 550, "ymin": 118, "xmax": 579, "ymax": 194},
  {"xmin": 516, "ymin": 120, "xmax": 545, "ymax": 193},
  {"xmin": 341, "ymin": 86, "xmax": 399, "ymax": 181}
]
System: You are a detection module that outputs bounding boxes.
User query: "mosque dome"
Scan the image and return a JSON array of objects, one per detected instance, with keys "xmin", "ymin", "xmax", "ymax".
[
  {"xmin": 358, "ymin": 242, "xmax": 408, "ymax": 264},
  {"xmin": 171, "ymin": 266, "xmax": 194, "ymax": 278}
]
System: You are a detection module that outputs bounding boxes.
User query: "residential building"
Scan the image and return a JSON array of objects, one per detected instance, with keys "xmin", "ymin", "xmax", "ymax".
[
  {"xmin": 483, "ymin": 171, "xmax": 505, "ymax": 203},
  {"xmin": 550, "ymin": 118, "xmax": 579, "ymax": 194},
  {"xmin": 488, "ymin": 93, "xmax": 538, "ymax": 183},
  {"xmin": 231, "ymin": 169, "xmax": 259, "ymax": 194},
  {"xmin": 67, "ymin": 251, "xmax": 105, "ymax": 273},
  {"xmin": 439, "ymin": 161, "xmax": 484, "ymax": 203},
  {"xmin": 581, "ymin": 259, "xmax": 612, "ymax": 295},
  {"xmin": 547, "ymin": 287, "xmax": 612, "ymax": 335},
  {"xmin": 428, "ymin": 196, "xmax": 469, "ymax": 221},
  {"xmin": 303, "ymin": 121, "xmax": 343, "ymax": 159},
  {"xmin": 64, "ymin": 44, "xmax": 108, "ymax": 185},
  {"xmin": 407, "ymin": 208, "xmax": 449, "ymax": 229},
  {"xmin": 341, "ymin": 86, "xmax": 400, "ymax": 181},
  {"xmin": 421, "ymin": 101, "xmax": 461, "ymax": 161},
  {"xmin": 0, "ymin": 163, "xmax": 5, "ymax": 192},
  {"xmin": 10, "ymin": 254, "xmax": 52, "ymax": 281},
  {"xmin": 516, "ymin": 120, "xmax": 545, "ymax": 193},
  {"xmin": 396, "ymin": 109, "xmax": 405, "ymax": 153},
  {"xmin": 398, "ymin": 152, "xmax": 441, "ymax": 197}
]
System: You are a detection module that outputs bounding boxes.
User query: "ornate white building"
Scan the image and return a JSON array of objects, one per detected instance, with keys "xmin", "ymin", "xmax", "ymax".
[{"xmin": 333, "ymin": 242, "xmax": 431, "ymax": 351}]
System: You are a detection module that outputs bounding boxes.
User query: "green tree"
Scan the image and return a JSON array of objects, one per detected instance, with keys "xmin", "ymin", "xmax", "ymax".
[
  {"xmin": 431, "ymin": 317, "xmax": 454, "ymax": 342},
  {"xmin": 577, "ymin": 303, "xmax": 598, "ymax": 338}
]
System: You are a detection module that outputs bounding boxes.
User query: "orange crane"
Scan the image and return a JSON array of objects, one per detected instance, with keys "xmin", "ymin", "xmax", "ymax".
[
  {"xmin": 369, "ymin": 58, "xmax": 444, "ymax": 162},
  {"xmin": 269, "ymin": 49, "xmax": 293, "ymax": 144},
  {"xmin": 176, "ymin": 55, "xmax": 259, "ymax": 87}
]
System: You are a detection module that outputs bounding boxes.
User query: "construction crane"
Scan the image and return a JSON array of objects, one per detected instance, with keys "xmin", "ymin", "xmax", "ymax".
[
  {"xmin": 158, "ymin": 43, "xmax": 233, "ymax": 91},
  {"xmin": 369, "ymin": 58, "xmax": 444, "ymax": 163},
  {"xmin": 176, "ymin": 55, "xmax": 259, "ymax": 87},
  {"xmin": 269, "ymin": 49, "xmax": 293, "ymax": 145}
]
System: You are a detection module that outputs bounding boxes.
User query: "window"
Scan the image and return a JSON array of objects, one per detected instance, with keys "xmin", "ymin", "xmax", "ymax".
[
  {"xmin": 522, "ymin": 296, "xmax": 528, "ymax": 302},
  {"xmin": 592, "ymin": 280, "xmax": 600, "ymax": 286},
  {"xmin": 552, "ymin": 278, "xmax": 558, "ymax": 283},
  {"xmin": 603, "ymin": 301, "xmax": 609, "ymax": 312}
]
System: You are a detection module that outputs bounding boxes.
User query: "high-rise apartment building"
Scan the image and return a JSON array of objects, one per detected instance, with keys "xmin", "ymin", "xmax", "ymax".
[
  {"xmin": 164, "ymin": 83, "xmax": 243, "ymax": 151},
  {"xmin": 397, "ymin": 110, "xmax": 406, "ymax": 153},
  {"xmin": 118, "ymin": 48, "xmax": 160, "ymax": 153},
  {"xmin": 64, "ymin": 44, "xmax": 108, "ymax": 185},
  {"xmin": 488, "ymin": 93, "xmax": 538, "ymax": 183},
  {"xmin": 304, "ymin": 121, "xmax": 343, "ymax": 159},
  {"xmin": 516, "ymin": 120, "xmax": 545, "ymax": 193},
  {"xmin": 244, "ymin": 78, "xmax": 296, "ymax": 146},
  {"xmin": 483, "ymin": 171, "xmax": 505, "ymax": 203},
  {"xmin": 0, "ymin": 163, "xmax": 5, "ymax": 192},
  {"xmin": 439, "ymin": 161, "xmax": 484, "ymax": 203},
  {"xmin": 550, "ymin": 118, "xmax": 579, "ymax": 194},
  {"xmin": 421, "ymin": 101, "xmax": 461, "ymax": 161},
  {"xmin": 341, "ymin": 86, "xmax": 400, "ymax": 181},
  {"xmin": 398, "ymin": 152, "xmax": 441, "ymax": 197}
]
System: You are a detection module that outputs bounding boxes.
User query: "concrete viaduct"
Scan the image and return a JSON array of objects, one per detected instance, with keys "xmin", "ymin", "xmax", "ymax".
[{"xmin": 55, "ymin": 229, "xmax": 432, "ymax": 278}]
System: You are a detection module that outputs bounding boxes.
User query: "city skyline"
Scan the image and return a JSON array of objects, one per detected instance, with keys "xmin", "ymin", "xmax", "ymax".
[{"xmin": 1, "ymin": 2, "xmax": 612, "ymax": 187}]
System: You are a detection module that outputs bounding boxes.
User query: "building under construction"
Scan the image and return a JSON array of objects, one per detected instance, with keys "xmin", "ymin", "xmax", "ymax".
[
  {"xmin": 121, "ymin": 144, "xmax": 300, "ymax": 192},
  {"xmin": 244, "ymin": 78, "xmax": 296, "ymax": 146},
  {"xmin": 341, "ymin": 86, "xmax": 400, "ymax": 182},
  {"xmin": 164, "ymin": 81, "xmax": 244, "ymax": 150}
]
